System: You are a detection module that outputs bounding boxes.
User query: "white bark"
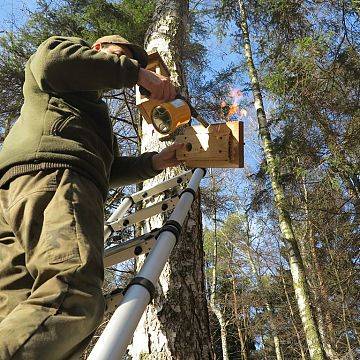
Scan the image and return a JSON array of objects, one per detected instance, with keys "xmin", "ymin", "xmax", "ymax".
[
  {"xmin": 280, "ymin": 270, "xmax": 308, "ymax": 360},
  {"xmin": 128, "ymin": 1, "xmax": 213, "ymax": 359},
  {"xmin": 209, "ymin": 180, "xmax": 229, "ymax": 360},
  {"xmin": 245, "ymin": 242, "xmax": 283, "ymax": 360},
  {"xmin": 209, "ymin": 300, "xmax": 229, "ymax": 360},
  {"xmin": 237, "ymin": 1, "xmax": 325, "ymax": 359}
]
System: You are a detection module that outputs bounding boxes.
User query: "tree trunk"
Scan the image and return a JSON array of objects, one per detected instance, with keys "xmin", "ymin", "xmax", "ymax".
[
  {"xmin": 243, "ymin": 214, "xmax": 283, "ymax": 360},
  {"xmin": 280, "ymin": 270, "xmax": 308, "ymax": 360},
  {"xmin": 128, "ymin": 1, "xmax": 213, "ymax": 359},
  {"xmin": 228, "ymin": 269, "xmax": 249, "ymax": 360},
  {"xmin": 301, "ymin": 176, "xmax": 340, "ymax": 360},
  {"xmin": 236, "ymin": 1, "xmax": 325, "ymax": 359},
  {"xmin": 209, "ymin": 172, "xmax": 229, "ymax": 360},
  {"xmin": 210, "ymin": 304, "xmax": 229, "ymax": 360},
  {"xmin": 326, "ymin": 244, "xmax": 355, "ymax": 359},
  {"xmin": 273, "ymin": 335, "xmax": 283, "ymax": 360}
]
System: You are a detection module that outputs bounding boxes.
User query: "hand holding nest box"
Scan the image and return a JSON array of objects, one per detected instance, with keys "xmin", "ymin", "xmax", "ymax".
[{"xmin": 136, "ymin": 51, "xmax": 244, "ymax": 169}]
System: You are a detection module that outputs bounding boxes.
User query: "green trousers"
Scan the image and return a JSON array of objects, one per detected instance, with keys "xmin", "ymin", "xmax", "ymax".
[{"xmin": 0, "ymin": 169, "xmax": 106, "ymax": 359}]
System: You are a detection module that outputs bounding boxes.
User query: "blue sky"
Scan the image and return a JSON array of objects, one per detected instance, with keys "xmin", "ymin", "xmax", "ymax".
[{"xmin": 0, "ymin": 0, "xmax": 37, "ymax": 31}]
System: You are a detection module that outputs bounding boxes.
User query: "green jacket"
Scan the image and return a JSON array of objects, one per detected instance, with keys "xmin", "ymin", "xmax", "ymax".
[{"xmin": 0, "ymin": 36, "xmax": 160, "ymax": 198}]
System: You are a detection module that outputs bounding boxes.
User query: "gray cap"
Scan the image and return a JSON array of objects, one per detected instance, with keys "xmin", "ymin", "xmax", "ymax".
[{"xmin": 93, "ymin": 35, "xmax": 148, "ymax": 68}]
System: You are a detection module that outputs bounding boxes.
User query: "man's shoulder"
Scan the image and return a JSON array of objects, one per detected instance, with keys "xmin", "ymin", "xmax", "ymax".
[{"xmin": 39, "ymin": 35, "xmax": 91, "ymax": 49}]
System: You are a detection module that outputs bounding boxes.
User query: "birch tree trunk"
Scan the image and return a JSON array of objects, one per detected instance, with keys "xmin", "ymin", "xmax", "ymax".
[
  {"xmin": 228, "ymin": 266, "xmax": 249, "ymax": 360},
  {"xmin": 210, "ymin": 225, "xmax": 229, "ymax": 360},
  {"xmin": 128, "ymin": 1, "xmax": 213, "ymax": 359},
  {"xmin": 210, "ymin": 249, "xmax": 230, "ymax": 360},
  {"xmin": 280, "ymin": 270, "xmax": 308, "ymax": 360},
  {"xmin": 301, "ymin": 176, "xmax": 340, "ymax": 360},
  {"xmin": 209, "ymin": 173, "xmax": 229, "ymax": 360},
  {"xmin": 237, "ymin": 1, "xmax": 325, "ymax": 359},
  {"xmin": 242, "ymin": 214, "xmax": 283, "ymax": 360}
]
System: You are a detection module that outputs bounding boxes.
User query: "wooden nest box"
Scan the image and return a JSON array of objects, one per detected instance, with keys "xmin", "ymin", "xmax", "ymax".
[{"xmin": 175, "ymin": 121, "xmax": 244, "ymax": 168}]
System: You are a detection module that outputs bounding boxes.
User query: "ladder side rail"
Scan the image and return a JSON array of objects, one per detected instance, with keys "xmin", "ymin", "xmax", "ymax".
[
  {"xmin": 89, "ymin": 168, "xmax": 206, "ymax": 360},
  {"xmin": 104, "ymin": 197, "xmax": 133, "ymax": 241}
]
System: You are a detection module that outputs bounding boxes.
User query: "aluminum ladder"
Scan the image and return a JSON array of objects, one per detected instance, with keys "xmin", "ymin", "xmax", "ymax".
[{"xmin": 89, "ymin": 168, "xmax": 206, "ymax": 359}]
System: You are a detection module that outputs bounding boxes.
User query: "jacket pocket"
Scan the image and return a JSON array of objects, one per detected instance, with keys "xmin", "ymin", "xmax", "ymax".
[
  {"xmin": 44, "ymin": 198, "xmax": 81, "ymax": 265},
  {"xmin": 42, "ymin": 172, "xmax": 82, "ymax": 265},
  {"xmin": 50, "ymin": 114, "xmax": 75, "ymax": 136}
]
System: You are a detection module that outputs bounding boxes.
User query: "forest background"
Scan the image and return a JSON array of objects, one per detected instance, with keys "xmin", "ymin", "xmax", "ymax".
[{"xmin": 0, "ymin": 0, "xmax": 359, "ymax": 359}]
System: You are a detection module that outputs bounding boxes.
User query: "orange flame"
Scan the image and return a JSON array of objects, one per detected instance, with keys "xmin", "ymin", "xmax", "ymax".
[
  {"xmin": 220, "ymin": 87, "xmax": 247, "ymax": 119},
  {"xmin": 228, "ymin": 104, "xmax": 239, "ymax": 117}
]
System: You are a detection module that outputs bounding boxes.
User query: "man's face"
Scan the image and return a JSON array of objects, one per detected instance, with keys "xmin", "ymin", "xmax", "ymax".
[{"xmin": 94, "ymin": 43, "xmax": 133, "ymax": 59}]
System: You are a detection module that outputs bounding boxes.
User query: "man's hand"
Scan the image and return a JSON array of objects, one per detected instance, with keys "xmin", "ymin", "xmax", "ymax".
[
  {"xmin": 137, "ymin": 68, "xmax": 177, "ymax": 102},
  {"xmin": 152, "ymin": 143, "xmax": 184, "ymax": 171}
]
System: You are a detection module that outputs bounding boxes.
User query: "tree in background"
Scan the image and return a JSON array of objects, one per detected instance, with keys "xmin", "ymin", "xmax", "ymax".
[
  {"xmin": 230, "ymin": 1, "xmax": 325, "ymax": 357},
  {"xmin": 202, "ymin": 169, "xmax": 235, "ymax": 360},
  {"xmin": 247, "ymin": 1, "xmax": 359, "ymax": 358}
]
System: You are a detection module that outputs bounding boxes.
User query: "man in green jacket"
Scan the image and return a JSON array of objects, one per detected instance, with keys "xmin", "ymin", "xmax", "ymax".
[{"xmin": 0, "ymin": 35, "xmax": 181, "ymax": 359}]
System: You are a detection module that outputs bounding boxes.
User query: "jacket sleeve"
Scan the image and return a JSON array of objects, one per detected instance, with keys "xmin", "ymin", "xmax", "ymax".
[
  {"xmin": 109, "ymin": 152, "xmax": 163, "ymax": 187},
  {"xmin": 29, "ymin": 36, "xmax": 140, "ymax": 92}
]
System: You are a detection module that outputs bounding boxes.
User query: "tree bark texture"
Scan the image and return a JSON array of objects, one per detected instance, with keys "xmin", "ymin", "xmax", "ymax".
[
  {"xmin": 301, "ymin": 178, "xmax": 340, "ymax": 360},
  {"xmin": 128, "ymin": 1, "xmax": 213, "ymax": 359},
  {"xmin": 209, "ymin": 173, "xmax": 229, "ymax": 360},
  {"xmin": 280, "ymin": 271, "xmax": 308, "ymax": 360},
  {"xmin": 229, "ymin": 273, "xmax": 250, "ymax": 360},
  {"xmin": 244, "ymin": 214, "xmax": 283, "ymax": 360},
  {"xmin": 237, "ymin": 1, "xmax": 325, "ymax": 359}
]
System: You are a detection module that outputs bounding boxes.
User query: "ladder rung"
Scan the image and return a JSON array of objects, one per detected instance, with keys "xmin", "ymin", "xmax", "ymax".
[
  {"xmin": 130, "ymin": 170, "xmax": 192, "ymax": 203},
  {"xmin": 108, "ymin": 196, "xmax": 179, "ymax": 232},
  {"xmin": 104, "ymin": 230, "xmax": 159, "ymax": 266}
]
